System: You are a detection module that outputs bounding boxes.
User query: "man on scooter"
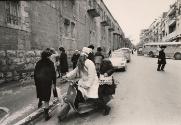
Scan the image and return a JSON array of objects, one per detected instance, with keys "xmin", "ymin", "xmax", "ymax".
[{"xmin": 63, "ymin": 47, "xmax": 111, "ymax": 115}]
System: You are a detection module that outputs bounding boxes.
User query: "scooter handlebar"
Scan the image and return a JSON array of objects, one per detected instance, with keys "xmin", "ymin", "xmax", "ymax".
[{"xmin": 61, "ymin": 78, "xmax": 78, "ymax": 85}]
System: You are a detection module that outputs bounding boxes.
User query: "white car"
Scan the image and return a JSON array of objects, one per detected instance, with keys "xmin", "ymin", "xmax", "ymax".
[
  {"xmin": 120, "ymin": 48, "xmax": 131, "ymax": 63},
  {"xmin": 109, "ymin": 52, "xmax": 127, "ymax": 71}
]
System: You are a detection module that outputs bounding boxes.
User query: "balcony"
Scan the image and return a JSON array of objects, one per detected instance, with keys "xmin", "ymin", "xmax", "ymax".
[
  {"xmin": 167, "ymin": 3, "xmax": 177, "ymax": 16},
  {"xmin": 108, "ymin": 22, "xmax": 115, "ymax": 31},
  {"xmin": 162, "ymin": 31, "xmax": 177, "ymax": 42},
  {"xmin": 101, "ymin": 15, "xmax": 111, "ymax": 26},
  {"xmin": 168, "ymin": 16, "xmax": 176, "ymax": 26},
  {"xmin": 87, "ymin": 0, "xmax": 101, "ymax": 17}
]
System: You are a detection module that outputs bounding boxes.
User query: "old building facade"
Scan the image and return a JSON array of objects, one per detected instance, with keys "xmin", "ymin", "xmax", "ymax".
[
  {"xmin": 0, "ymin": 0, "xmax": 129, "ymax": 82},
  {"xmin": 140, "ymin": 0, "xmax": 181, "ymax": 45}
]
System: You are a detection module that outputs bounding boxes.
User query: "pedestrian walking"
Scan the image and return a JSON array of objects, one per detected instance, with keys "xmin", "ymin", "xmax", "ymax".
[
  {"xmin": 48, "ymin": 48, "xmax": 59, "ymax": 98},
  {"xmin": 58, "ymin": 47, "xmax": 69, "ymax": 78},
  {"xmin": 71, "ymin": 50, "xmax": 80, "ymax": 69},
  {"xmin": 88, "ymin": 44, "xmax": 95, "ymax": 63},
  {"xmin": 34, "ymin": 50, "xmax": 56, "ymax": 121},
  {"xmin": 157, "ymin": 45, "xmax": 166, "ymax": 71},
  {"xmin": 94, "ymin": 47, "xmax": 104, "ymax": 77}
]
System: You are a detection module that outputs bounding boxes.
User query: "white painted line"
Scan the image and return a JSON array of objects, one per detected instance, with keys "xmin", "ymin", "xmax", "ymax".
[{"xmin": 0, "ymin": 107, "xmax": 10, "ymax": 124}]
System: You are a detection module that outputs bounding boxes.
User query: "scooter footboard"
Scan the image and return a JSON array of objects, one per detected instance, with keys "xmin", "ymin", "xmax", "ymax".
[{"xmin": 58, "ymin": 103, "xmax": 70, "ymax": 121}]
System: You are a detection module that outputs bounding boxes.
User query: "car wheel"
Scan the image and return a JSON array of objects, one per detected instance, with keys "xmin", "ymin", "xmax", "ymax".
[
  {"xmin": 122, "ymin": 66, "xmax": 127, "ymax": 72},
  {"xmin": 174, "ymin": 52, "xmax": 181, "ymax": 60}
]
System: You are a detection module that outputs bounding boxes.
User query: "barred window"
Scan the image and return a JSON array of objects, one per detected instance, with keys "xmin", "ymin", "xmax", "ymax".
[{"xmin": 6, "ymin": 1, "xmax": 21, "ymax": 25}]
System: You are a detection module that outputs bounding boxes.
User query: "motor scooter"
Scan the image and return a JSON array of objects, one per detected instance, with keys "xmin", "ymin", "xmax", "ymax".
[{"xmin": 58, "ymin": 79, "xmax": 115, "ymax": 121}]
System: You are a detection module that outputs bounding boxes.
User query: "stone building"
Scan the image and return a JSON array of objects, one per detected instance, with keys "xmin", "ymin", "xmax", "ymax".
[{"xmin": 0, "ymin": 0, "xmax": 128, "ymax": 82}]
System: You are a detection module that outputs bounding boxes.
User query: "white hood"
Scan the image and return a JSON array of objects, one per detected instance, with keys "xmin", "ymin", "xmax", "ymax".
[{"xmin": 109, "ymin": 57, "xmax": 126, "ymax": 66}]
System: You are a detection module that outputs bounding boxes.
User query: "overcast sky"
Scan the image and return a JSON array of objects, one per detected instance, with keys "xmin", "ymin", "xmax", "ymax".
[{"xmin": 103, "ymin": 0, "xmax": 176, "ymax": 45}]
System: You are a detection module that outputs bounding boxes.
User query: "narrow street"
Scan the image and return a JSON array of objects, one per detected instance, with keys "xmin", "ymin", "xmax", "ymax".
[{"xmin": 37, "ymin": 55, "xmax": 181, "ymax": 125}]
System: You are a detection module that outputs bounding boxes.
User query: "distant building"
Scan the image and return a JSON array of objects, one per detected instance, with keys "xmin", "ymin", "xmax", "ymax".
[{"xmin": 139, "ymin": 0, "xmax": 181, "ymax": 45}]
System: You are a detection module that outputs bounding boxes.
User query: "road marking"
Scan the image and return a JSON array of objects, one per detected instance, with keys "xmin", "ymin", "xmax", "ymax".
[
  {"xmin": 0, "ymin": 102, "xmax": 36, "ymax": 125},
  {"xmin": 0, "ymin": 107, "xmax": 10, "ymax": 124}
]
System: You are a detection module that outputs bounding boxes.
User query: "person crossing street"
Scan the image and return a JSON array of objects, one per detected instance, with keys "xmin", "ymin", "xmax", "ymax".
[{"xmin": 157, "ymin": 45, "xmax": 166, "ymax": 71}]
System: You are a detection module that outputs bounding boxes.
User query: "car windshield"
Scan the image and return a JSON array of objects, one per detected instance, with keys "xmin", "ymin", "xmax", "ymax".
[
  {"xmin": 121, "ymin": 49, "xmax": 129, "ymax": 53},
  {"xmin": 111, "ymin": 53, "xmax": 124, "ymax": 58}
]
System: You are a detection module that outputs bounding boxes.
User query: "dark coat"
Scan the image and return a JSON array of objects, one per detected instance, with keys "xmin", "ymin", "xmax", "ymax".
[
  {"xmin": 94, "ymin": 51, "xmax": 104, "ymax": 64},
  {"xmin": 71, "ymin": 53, "xmax": 80, "ymax": 69},
  {"xmin": 88, "ymin": 52, "xmax": 95, "ymax": 63},
  {"xmin": 59, "ymin": 52, "xmax": 69, "ymax": 73},
  {"xmin": 158, "ymin": 50, "xmax": 166, "ymax": 64},
  {"xmin": 98, "ymin": 59, "xmax": 115, "ymax": 97},
  {"xmin": 100, "ymin": 59, "xmax": 114, "ymax": 76},
  {"xmin": 34, "ymin": 58, "xmax": 56, "ymax": 101}
]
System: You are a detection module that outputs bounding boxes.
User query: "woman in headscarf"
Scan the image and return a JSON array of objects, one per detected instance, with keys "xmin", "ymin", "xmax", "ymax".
[{"xmin": 64, "ymin": 47, "xmax": 99, "ymax": 106}]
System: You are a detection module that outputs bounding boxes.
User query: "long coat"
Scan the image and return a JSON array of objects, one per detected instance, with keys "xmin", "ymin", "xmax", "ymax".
[
  {"xmin": 34, "ymin": 58, "xmax": 56, "ymax": 101},
  {"xmin": 59, "ymin": 52, "xmax": 69, "ymax": 73},
  {"xmin": 158, "ymin": 50, "xmax": 166, "ymax": 64},
  {"xmin": 88, "ymin": 52, "xmax": 95, "ymax": 63},
  {"xmin": 66, "ymin": 59, "xmax": 99, "ymax": 99},
  {"xmin": 99, "ymin": 59, "xmax": 115, "ymax": 97},
  {"xmin": 71, "ymin": 53, "xmax": 80, "ymax": 69}
]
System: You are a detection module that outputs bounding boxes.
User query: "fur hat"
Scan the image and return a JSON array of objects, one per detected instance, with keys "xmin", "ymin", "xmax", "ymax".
[
  {"xmin": 97, "ymin": 47, "xmax": 102, "ymax": 51},
  {"xmin": 160, "ymin": 45, "xmax": 166, "ymax": 48},
  {"xmin": 81, "ymin": 47, "xmax": 91, "ymax": 56},
  {"xmin": 88, "ymin": 44, "xmax": 94, "ymax": 50},
  {"xmin": 41, "ymin": 50, "xmax": 52, "ymax": 59},
  {"xmin": 59, "ymin": 47, "xmax": 65, "ymax": 52}
]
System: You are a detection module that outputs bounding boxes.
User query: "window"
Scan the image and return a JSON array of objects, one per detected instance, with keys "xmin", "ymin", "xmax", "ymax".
[
  {"xmin": 64, "ymin": 18, "xmax": 70, "ymax": 37},
  {"xmin": 64, "ymin": 24, "xmax": 69, "ymax": 37},
  {"xmin": 169, "ymin": 22, "xmax": 176, "ymax": 33},
  {"xmin": 71, "ymin": 22, "xmax": 75, "ymax": 37},
  {"xmin": 6, "ymin": 1, "xmax": 20, "ymax": 25}
]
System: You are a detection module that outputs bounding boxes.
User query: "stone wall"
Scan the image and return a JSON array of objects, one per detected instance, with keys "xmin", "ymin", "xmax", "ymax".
[{"xmin": 0, "ymin": 50, "xmax": 41, "ymax": 83}]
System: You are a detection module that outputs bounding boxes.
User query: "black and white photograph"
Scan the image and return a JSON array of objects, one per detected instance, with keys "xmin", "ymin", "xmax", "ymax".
[{"xmin": 0, "ymin": 0, "xmax": 181, "ymax": 125}]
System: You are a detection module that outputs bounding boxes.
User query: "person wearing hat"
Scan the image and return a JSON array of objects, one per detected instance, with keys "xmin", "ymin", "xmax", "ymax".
[
  {"xmin": 58, "ymin": 47, "xmax": 68, "ymax": 78},
  {"xmin": 157, "ymin": 45, "xmax": 166, "ymax": 71},
  {"xmin": 95, "ymin": 47, "xmax": 104, "ymax": 77},
  {"xmin": 63, "ymin": 47, "xmax": 99, "ymax": 105},
  {"xmin": 34, "ymin": 50, "xmax": 56, "ymax": 121},
  {"xmin": 71, "ymin": 50, "xmax": 80, "ymax": 69},
  {"xmin": 88, "ymin": 44, "xmax": 95, "ymax": 63}
]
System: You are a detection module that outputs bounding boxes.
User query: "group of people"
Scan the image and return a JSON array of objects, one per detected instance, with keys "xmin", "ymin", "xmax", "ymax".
[{"xmin": 34, "ymin": 45, "xmax": 114, "ymax": 121}]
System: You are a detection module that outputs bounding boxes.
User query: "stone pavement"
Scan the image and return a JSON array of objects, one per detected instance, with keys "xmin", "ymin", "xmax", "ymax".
[{"xmin": 0, "ymin": 78, "xmax": 69, "ymax": 125}]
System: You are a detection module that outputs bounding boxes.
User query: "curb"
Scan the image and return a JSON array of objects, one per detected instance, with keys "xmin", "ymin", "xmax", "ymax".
[
  {"xmin": 14, "ymin": 99, "xmax": 63, "ymax": 125},
  {"xmin": 0, "ymin": 107, "xmax": 10, "ymax": 123}
]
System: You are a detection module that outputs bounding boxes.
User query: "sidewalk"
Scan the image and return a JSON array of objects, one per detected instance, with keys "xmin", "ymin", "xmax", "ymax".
[{"xmin": 0, "ymin": 78, "xmax": 69, "ymax": 125}]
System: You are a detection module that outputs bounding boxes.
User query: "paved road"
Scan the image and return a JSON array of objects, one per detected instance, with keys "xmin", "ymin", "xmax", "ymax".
[{"xmin": 36, "ymin": 55, "xmax": 181, "ymax": 125}]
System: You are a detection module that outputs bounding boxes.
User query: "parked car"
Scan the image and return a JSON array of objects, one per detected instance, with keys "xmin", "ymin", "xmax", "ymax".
[
  {"xmin": 118, "ymin": 48, "xmax": 131, "ymax": 63},
  {"xmin": 109, "ymin": 52, "xmax": 127, "ymax": 71},
  {"xmin": 137, "ymin": 47, "xmax": 143, "ymax": 56}
]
